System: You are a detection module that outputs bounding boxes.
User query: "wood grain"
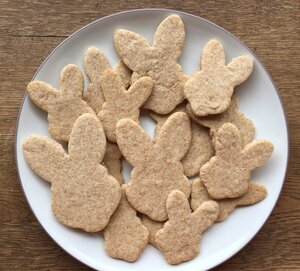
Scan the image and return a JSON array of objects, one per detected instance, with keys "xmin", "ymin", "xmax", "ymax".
[{"xmin": 0, "ymin": 0, "xmax": 299, "ymax": 270}]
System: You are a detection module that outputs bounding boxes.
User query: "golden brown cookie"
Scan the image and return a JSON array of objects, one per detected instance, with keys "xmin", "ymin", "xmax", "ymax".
[
  {"xmin": 150, "ymin": 104, "xmax": 214, "ymax": 177},
  {"xmin": 84, "ymin": 47, "xmax": 132, "ymax": 113},
  {"xmin": 155, "ymin": 190, "xmax": 219, "ymax": 264},
  {"xmin": 114, "ymin": 15, "xmax": 187, "ymax": 114},
  {"xmin": 200, "ymin": 123, "xmax": 274, "ymax": 199},
  {"xmin": 23, "ymin": 113, "xmax": 121, "ymax": 232},
  {"xmin": 27, "ymin": 64, "xmax": 95, "ymax": 141},
  {"xmin": 142, "ymin": 215, "xmax": 164, "ymax": 247},
  {"xmin": 102, "ymin": 142, "xmax": 124, "ymax": 185},
  {"xmin": 187, "ymin": 94, "xmax": 255, "ymax": 147},
  {"xmin": 98, "ymin": 69, "xmax": 153, "ymax": 142},
  {"xmin": 184, "ymin": 39, "xmax": 253, "ymax": 116},
  {"xmin": 191, "ymin": 178, "xmax": 267, "ymax": 222},
  {"xmin": 104, "ymin": 185, "xmax": 149, "ymax": 262},
  {"xmin": 116, "ymin": 112, "xmax": 192, "ymax": 221}
]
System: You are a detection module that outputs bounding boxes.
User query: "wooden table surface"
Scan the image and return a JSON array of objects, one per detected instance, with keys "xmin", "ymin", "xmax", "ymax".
[{"xmin": 0, "ymin": 1, "xmax": 299, "ymax": 270}]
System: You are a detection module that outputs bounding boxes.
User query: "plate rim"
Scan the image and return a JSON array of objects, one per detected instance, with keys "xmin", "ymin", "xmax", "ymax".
[{"xmin": 14, "ymin": 8, "xmax": 290, "ymax": 271}]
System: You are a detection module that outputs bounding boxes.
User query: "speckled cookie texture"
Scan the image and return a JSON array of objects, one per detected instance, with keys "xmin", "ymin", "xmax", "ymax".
[
  {"xmin": 23, "ymin": 113, "xmax": 121, "ymax": 232},
  {"xmin": 191, "ymin": 178, "xmax": 267, "ymax": 222},
  {"xmin": 116, "ymin": 112, "xmax": 192, "ymax": 221},
  {"xmin": 184, "ymin": 39, "xmax": 253, "ymax": 116},
  {"xmin": 150, "ymin": 104, "xmax": 214, "ymax": 177},
  {"xmin": 98, "ymin": 69, "xmax": 153, "ymax": 142},
  {"xmin": 104, "ymin": 185, "xmax": 149, "ymax": 262},
  {"xmin": 187, "ymin": 94, "xmax": 255, "ymax": 147},
  {"xmin": 102, "ymin": 142, "xmax": 124, "ymax": 185},
  {"xmin": 114, "ymin": 15, "xmax": 187, "ymax": 114},
  {"xmin": 142, "ymin": 215, "xmax": 164, "ymax": 247},
  {"xmin": 84, "ymin": 47, "xmax": 132, "ymax": 113},
  {"xmin": 27, "ymin": 64, "xmax": 95, "ymax": 141},
  {"xmin": 200, "ymin": 123, "xmax": 273, "ymax": 199},
  {"xmin": 155, "ymin": 190, "xmax": 219, "ymax": 264}
]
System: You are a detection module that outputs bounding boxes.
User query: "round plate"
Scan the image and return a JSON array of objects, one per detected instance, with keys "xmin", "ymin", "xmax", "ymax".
[{"xmin": 15, "ymin": 8, "xmax": 288, "ymax": 271}]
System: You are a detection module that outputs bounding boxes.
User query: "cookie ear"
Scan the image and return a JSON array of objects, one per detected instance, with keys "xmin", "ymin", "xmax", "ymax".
[
  {"xmin": 114, "ymin": 29, "xmax": 152, "ymax": 72},
  {"xmin": 84, "ymin": 47, "xmax": 111, "ymax": 83},
  {"xmin": 192, "ymin": 201, "xmax": 219, "ymax": 233},
  {"xmin": 126, "ymin": 76, "xmax": 153, "ymax": 107},
  {"xmin": 237, "ymin": 182, "xmax": 267, "ymax": 205},
  {"xmin": 241, "ymin": 140, "xmax": 274, "ymax": 170},
  {"xmin": 23, "ymin": 135, "xmax": 67, "ymax": 183},
  {"xmin": 27, "ymin": 81, "xmax": 58, "ymax": 112},
  {"xmin": 166, "ymin": 190, "xmax": 191, "ymax": 223},
  {"xmin": 114, "ymin": 60, "xmax": 132, "ymax": 89},
  {"xmin": 227, "ymin": 55, "xmax": 253, "ymax": 85},
  {"xmin": 215, "ymin": 123, "xmax": 242, "ymax": 160},
  {"xmin": 101, "ymin": 69, "xmax": 124, "ymax": 103},
  {"xmin": 60, "ymin": 64, "xmax": 84, "ymax": 98},
  {"xmin": 155, "ymin": 112, "xmax": 191, "ymax": 161},
  {"xmin": 200, "ymin": 40, "xmax": 225, "ymax": 70},
  {"xmin": 68, "ymin": 113, "xmax": 106, "ymax": 163},
  {"xmin": 116, "ymin": 119, "xmax": 154, "ymax": 167},
  {"xmin": 153, "ymin": 15, "xmax": 185, "ymax": 60}
]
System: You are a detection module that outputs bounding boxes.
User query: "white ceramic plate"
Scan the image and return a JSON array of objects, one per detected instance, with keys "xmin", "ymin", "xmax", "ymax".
[{"xmin": 15, "ymin": 8, "xmax": 288, "ymax": 271}]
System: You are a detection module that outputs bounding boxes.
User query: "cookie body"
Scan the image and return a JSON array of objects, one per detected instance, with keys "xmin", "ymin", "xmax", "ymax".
[
  {"xmin": 187, "ymin": 94, "xmax": 255, "ymax": 147},
  {"xmin": 116, "ymin": 112, "xmax": 192, "ymax": 221},
  {"xmin": 27, "ymin": 65, "xmax": 95, "ymax": 141},
  {"xmin": 155, "ymin": 190, "xmax": 219, "ymax": 264},
  {"xmin": 191, "ymin": 178, "xmax": 267, "ymax": 221},
  {"xmin": 184, "ymin": 39, "xmax": 253, "ymax": 116},
  {"xmin": 114, "ymin": 15, "xmax": 187, "ymax": 114},
  {"xmin": 104, "ymin": 185, "xmax": 149, "ymax": 262},
  {"xmin": 200, "ymin": 123, "xmax": 273, "ymax": 199},
  {"xmin": 23, "ymin": 114, "xmax": 121, "ymax": 232}
]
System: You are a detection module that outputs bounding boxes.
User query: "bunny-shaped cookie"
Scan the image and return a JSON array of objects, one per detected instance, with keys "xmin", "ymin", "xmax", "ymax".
[
  {"xmin": 104, "ymin": 185, "xmax": 149, "ymax": 262},
  {"xmin": 84, "ymin": 47, "xmax": 132, "ymax": 113},
  {"xmin": 155, "ymin": 190, "xmax": 219, "ymax": 264},
  {"xmin": 27, "ymin": 64, "xmax": 95, "ymax": 142},
  {"xmin": 114, "ymin": 15, "xmax": 187, "ymax": 114},
  {"xmin": 116, "ymin": 112, "xmax": 192, "ymax": 221},
  {"xmin": 23, "ymin": 114, "xmax": 121, "ymax": 232},
  {"xmin": 184, "ymin": 40, "xmax": 253, "ymax": 116},
  {"xmin": 191, "ymin": 178, "xmax": 267, "ymax": 222},
  {"xmin": 187, "ymin": 94, "xmax": 255, "ymax": 147},
  {"xmin": 200, "ymin": 123, "xmax": 273, "ymax": 199},
  {"xmin": 98, "ymin": 69, "xmax": 153, "ymax": 142}
]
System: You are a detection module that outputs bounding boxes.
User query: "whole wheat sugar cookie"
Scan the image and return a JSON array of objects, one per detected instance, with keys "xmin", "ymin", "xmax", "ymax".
[
  {"xmin": 155, "ymin": 190, "xmax": 219, "ymax": 264},
  {"xmin": 142, "ymin": 215, "xmax": 164, "ymax": 247},
  {"xmin": 84, "ymin": 47, "xmax": 132, "ymax": 113},
  {"xmin": 102, "ymin": 142, "xmax": 124, "ymax": 185},
  {"xmin": 114, "ymin": 14, "xmax": 187, "ymax": 114},
  {"xmin": 150, "ymin": 104, "xmax": 214, "ymax": 177},
  {"xmin": 23, "ymin": 114, "xmax": 121, "ymax": 232},
  {"xmin": 184, "ymin": 39, "xmax": 253, "ymax": 116},
  {"xmin": 200, "ymin": 123, "xmax": 273, "ymax": 199},
  {"xmin": 116, "ymin": 112, "xmax": 192, "ymax": 221},
  {"xmin": 98, "ymin": 69, "xmax": 153, "ymax": 142},
  {"xmin": 187, "ymin": 94, "xmax": 255, "ymax": 147},
  {"xmin": 27, "ymin": 64, "xmax": 95, "ymax": 141},
  {"xmin": 191, "ymin": 178, "xmax": 267, "ymax": 222},
  {"xmin": 104, "ymin": 185, "xmax": 149, "ymax": 262}
]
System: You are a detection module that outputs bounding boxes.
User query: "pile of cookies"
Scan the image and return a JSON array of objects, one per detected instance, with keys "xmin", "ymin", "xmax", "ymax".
[{"xmin": 23, "ymin": 15, "xmax": 274, "ymax": 265}]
